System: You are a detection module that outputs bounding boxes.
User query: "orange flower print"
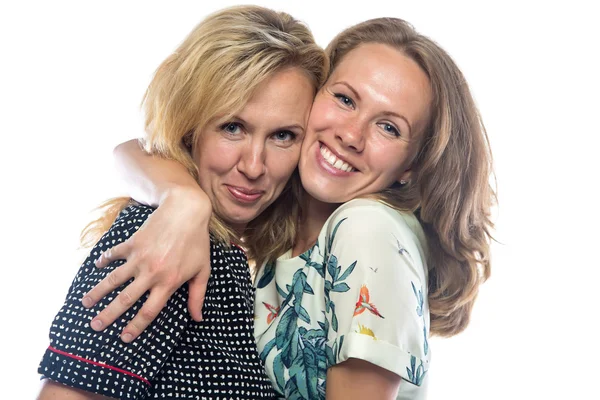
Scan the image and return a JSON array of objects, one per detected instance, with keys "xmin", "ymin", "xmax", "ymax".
[
  {"xmin": 354, "ymin": 285, "xmax": 384, "ymax": 318},
  {"xmin": 263, "ymin": 302, "xmax": 280, "ymax": 324}
]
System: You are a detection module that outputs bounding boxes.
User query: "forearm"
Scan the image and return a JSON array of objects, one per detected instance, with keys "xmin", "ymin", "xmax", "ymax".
[{"xmin": 113, "ymin": 139, "xmax": 203, "ymax": 207}]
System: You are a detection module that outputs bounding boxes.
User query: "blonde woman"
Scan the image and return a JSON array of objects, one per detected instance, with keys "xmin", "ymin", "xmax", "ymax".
[
  {"xmin": 87, "ymin": 17, "xmax": 494, "ymax": 400},
  {"xmin": 36, "ymin": 5, "xmax": 327, "ymax": 399}
]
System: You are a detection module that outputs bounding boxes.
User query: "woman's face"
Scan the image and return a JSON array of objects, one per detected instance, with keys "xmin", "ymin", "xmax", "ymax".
[
  {"xmin": 298, "ymin": 43, "xmax": 432, "ymax": 203},
  {"xmin": 193, "ymin": 67, "xmax": 314, "ymax": 232}
]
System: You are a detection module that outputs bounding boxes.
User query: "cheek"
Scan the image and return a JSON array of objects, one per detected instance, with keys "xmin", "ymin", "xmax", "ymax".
[
  {"xmin": 306, "ymin": 97, "xmax": 336, "ymax": 134},
  {"xmin": 371, "ymin": 141, "xmax": 410, "ymax": 175},
  {"xmin": 267, "ymin": 148, "xmax": 300, "ymax": 189},
  {"xmin": 195, "ymin": 138, "xmax": 239, "ymax": 176}
]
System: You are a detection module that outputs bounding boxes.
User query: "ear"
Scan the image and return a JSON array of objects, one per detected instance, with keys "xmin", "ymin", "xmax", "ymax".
[
  {"xmin": 183, "ymin": 131, "xmax": 194, "ymax": 149},
  {"xmin": 397, "ymin": 168, "xmax": 413, "ymax": 185}
]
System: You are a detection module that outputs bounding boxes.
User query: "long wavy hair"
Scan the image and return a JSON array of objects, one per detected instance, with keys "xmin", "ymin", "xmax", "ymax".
[
  {"xmin": 326, "ymin": 18, "xmax": 495, "ymax": 337},
  {"xmin": 81, "ymin": 5, "xmax": 328, "ymax": 265}
]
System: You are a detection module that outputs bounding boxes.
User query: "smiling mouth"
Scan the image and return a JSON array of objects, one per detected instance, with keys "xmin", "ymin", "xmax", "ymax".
[{"xmin": 319, "ymin": 144, "xmax": 356, "ymax": 172}]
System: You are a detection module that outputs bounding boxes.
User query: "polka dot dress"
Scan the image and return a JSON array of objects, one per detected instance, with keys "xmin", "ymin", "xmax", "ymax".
[{"xmin": 38, "ymin": 204, "xmax": 278, "ymax": 399}]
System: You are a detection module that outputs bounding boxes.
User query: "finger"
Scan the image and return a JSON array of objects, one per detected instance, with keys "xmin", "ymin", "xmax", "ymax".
[
  {"xmin": 188, "ymin": 265, "xmax": 211, "ymax": 322},
  {"xmin": 89, "ymin": 277, "xmax": 151, "ymax": 332},
  {"xmin": 82, "ymin": 262, "xmax": 133, "ymax": 308},
  {"xmin": 95, "ymin": 241, "xmax": 131, "ymax": 268},
  {"xmin": 119, "ymin": 290, "xmax": 171, "ymax": 343}
]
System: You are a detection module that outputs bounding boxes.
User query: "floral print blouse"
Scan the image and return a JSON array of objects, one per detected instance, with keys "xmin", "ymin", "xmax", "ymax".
[{"xmin": 254, "ymin": 199, "xmax": 431, "ymax": 400}]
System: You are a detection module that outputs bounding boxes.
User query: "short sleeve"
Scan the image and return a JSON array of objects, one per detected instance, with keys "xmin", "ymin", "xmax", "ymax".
[
  {"xmin": 325, "ymin": 201, "xmax": 430, "ymax": 387},
  {"xmin": 38, "ymin": 204, "xmax": 193, "ymax": 399}
]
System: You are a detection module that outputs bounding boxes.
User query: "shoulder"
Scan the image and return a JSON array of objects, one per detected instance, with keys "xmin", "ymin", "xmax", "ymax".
[
  {"xmin": 106, "ymin": 202, "xmax": 156, "ymax": 238},
  {"xmin": 326, "ymin": 199, "xmax": 426, "ymax": 250},
  {"xmin": 115, "ymin": 202, "xmax": 154, "ymax": 222}
]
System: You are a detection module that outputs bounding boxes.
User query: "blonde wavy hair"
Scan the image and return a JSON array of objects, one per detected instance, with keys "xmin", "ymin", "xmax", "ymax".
[
  {"xmin": 326, "ymin": 18, "xmax": 496, "ymax": 337},
  {"xmin": 81, "ymin": 5, "xmax": 328, "ymax": 265}
]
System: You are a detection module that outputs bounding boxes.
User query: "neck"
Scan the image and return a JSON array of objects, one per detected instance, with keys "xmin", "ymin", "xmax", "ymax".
[
  {"xmin": 228, "ymin": 222, "xmax": 246, "ymax": 238},
  {"xmin": 292, "ymin": 193, "xmax": 339, "ymax": 257}
]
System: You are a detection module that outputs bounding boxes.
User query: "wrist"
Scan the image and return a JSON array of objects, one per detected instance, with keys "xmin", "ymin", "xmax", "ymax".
[{"xmin": 160, "ymin": 185, "xmax": 212, "ymax": 219}]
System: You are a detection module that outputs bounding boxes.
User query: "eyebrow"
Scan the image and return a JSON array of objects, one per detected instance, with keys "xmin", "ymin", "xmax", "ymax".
[
  {"xmin": 231, "ymin": 116, "xmax": 305, "ymax": 133},
  {"xmin": 336, "ymin": 81, "xmax": 362, "ymax": 102}
]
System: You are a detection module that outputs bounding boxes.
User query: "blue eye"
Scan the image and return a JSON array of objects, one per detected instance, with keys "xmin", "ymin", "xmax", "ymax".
[
  {"xmin": 378, "ymin": 122, "xmax": 401, "ymax": 137},
  {"xmin": 273, "ymin": 130, "xmax": 296, "ymax": 142},
  {"xmin": 221, "ymin": 122, "xmax": 242, "ymax": 135},
  {"xmin": 334, "ymin": 93, "xmax": 355, "ymax": 109}
]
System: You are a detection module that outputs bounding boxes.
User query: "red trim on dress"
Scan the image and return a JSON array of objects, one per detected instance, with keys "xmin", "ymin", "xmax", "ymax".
[
  {"xmin": 230, "ymin": 242, "xmax": 247, "ymax": 255},
  {"xmin": 47, "ymin": 345, "xmax": 151, "ymax": 386}
]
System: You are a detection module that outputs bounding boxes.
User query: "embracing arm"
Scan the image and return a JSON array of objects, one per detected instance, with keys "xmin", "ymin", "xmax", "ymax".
[
  {"xmin": 113, "ymin": 139, "xmax": 201, "ymax": 207},
  {"xmin": 82, "ymin": 139, "xmax": 213, "ymax": 341}
]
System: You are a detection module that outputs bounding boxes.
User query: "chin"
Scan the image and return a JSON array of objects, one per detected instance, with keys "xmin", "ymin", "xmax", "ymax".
[{"xmin": 302, "ymin": 185, "xmax": 345, "ymax": 205}]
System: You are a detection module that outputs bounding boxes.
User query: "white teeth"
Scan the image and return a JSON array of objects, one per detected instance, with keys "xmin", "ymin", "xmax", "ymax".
[{"xmin": 319, "ymin": 145, "xmax": 355, "ymax": 172}]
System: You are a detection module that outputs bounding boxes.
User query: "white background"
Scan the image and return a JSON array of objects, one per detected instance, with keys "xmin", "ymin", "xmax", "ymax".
[{"xmin": 1, "ymin": 0, "xmax": 598, "ymax": 398}]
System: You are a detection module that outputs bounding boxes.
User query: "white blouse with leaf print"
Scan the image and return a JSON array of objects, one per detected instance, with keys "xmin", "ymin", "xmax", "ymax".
[{"xmin": 254, "ymin": 199, "xmax": 430, "ymax": 400}]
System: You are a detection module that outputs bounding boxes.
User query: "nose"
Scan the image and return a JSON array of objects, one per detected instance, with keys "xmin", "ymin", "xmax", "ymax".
[
  {"xmin": 237, "ymin": 140, "xmax": 266, "ymax": 180},
  {"xmin": 335, "ymin": 121, "xmax": 365, "ymax": 153}
]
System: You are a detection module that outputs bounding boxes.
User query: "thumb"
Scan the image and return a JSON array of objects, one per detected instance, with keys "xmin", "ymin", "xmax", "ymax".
[{"xmin": 187, "ymin": 265, "xmax": 211, "ymax": 321}]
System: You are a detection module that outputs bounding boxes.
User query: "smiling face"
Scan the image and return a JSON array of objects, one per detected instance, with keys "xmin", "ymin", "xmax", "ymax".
[
  {"xmin": 193, "ymin": 67, "xmax": 314, "ymax": 232},
  {"xmin": 298, "ymin": 43, "xmax": 433, "ymax": 204}
]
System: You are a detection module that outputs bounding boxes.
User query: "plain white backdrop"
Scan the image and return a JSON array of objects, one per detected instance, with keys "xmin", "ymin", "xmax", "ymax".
[{"xmin": 1, "ymin": 0, "xmax": 598, "ymax": 398}]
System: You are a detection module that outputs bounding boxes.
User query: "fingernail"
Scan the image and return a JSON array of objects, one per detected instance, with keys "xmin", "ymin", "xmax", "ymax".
[
  {"xmin": 90, "ymin": 319, "xmax": 103, "ymax": 331},
  {"xmin": 82, "ymin": 296, "xmax": 93, "ymax": 308},
  {"xmin": 121, "ymin": 333, "xmax": 133, "ymax": 343}
]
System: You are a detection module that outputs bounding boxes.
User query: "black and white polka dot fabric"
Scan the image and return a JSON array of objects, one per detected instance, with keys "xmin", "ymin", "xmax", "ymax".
[{"xmin": 38, "ymin": 204, "xmax": 278, "ymax": 399}]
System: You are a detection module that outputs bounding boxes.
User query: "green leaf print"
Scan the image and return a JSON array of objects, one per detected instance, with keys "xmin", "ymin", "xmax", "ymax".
[
  {"xmin": 295, "ymin": 303, "xmax": 311, "ymax": 324},
  {"xmin": 330, "ymin": 301, "xmax": 338, "ymax": 332},
  {"xmin": 423, "ymin": 326, "xmax": 429, "ymax": 356},
  {"xmin": 337, "ymin": 335, "xmax": 345, "ymax": 359},
  {"xmin": 303, "ymin": 282, "xmax": 314, "ymax": 295},
  {"xmin": 282, "ymin": 328, "xmax": 299, "ymax": 365},
  {"xmin": 285, "ymin": 378, "xmax": 300, "ymax": 400},
  {"xmin": 338, "ymin": 260, "xmax": 357, "ymax": 281},
  {"xmin": 327, "ymin": 254, "xmax": 339, "ymax": 281},
  {"xmin": 291, "ymin": 337, "xmax": 320, "ymax": 400},
  {"xmin": 326, "ymin": 342, "xmax": 336, "ymax": 367},
  {"xmin": 411, "ymin": 281, "xmax": 429, "ymax": 355},
  {"xmin": 415, "ymin": 362, "xmax": 427, "ymax": 386},
  {"xmin": 405, "ymin": 355, "xmax": 428, "ymax": 386},
  {"xmin": 273, "ymin": 353, "xmax": 286, "ymax": 392},
  {"xmin": 276, "ymin": 283, "xmax": 288, "ymax": 299},
  {"xmin": 332, "ymin": 283, "xmax": 350, "ymax": 292},
  {"xmin": 256, "ymin": 261, "xmax": 275, "ymax": 289},
  {"xmin": 326, "ymin": 217, "xmax": 347, "ymax": 254},
  {"xmin": 260, "ymin": 337, "xmax": 277, "ymax": 362},
  {"xmin": 300, "ymin": 238, "xmax": 319, "ymax": 261},
  {"xmin": 276, "ymin": 308, "xmax": 296, "ymax": 348},
  {"xmin": 262, "ymin": 216, "xmax": 365, "ymax": 399},
  {"xmin": 292, "ymin": 271, "xmax": 308, "ymax": 302},
  {"xmin": 307, "ymin": 260, "xmax": 325, "ymax": 278}
]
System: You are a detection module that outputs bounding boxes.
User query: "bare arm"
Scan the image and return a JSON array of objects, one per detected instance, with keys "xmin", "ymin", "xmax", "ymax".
[
  {"xmin": 37, "ymin": 379, "xmax": 115, "ymax": 400},
  {"xmin": 326, "ymin": 358, "xmax": 401, "ymax": 400},
  {"xmin": 112, "ymin": 139, "xmax": 202, "ymax": 207},
  {"xmin": 82, "ymin": 139, "xmax": 213, "ymax": 342}
]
